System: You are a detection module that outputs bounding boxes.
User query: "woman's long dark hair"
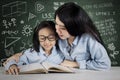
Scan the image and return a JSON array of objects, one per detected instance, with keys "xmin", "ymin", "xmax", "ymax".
[
  {"xmin": 32, "ymin": 21, "xmax": 58, "ymax": 52},
  {"xmin": 55, "ymin": 2, "xmax": 104, "ymax": 45}
]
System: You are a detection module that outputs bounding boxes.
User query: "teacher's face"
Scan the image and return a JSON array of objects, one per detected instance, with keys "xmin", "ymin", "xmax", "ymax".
[{"xmin": 55, "ymin": 16, "xmax": 71, "ymax": 39}]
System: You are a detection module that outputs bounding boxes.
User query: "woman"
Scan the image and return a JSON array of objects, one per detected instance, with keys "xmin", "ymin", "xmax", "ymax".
[{"xmin": 54, "ymin": 2, "xmax": 111, "ymax": 70}]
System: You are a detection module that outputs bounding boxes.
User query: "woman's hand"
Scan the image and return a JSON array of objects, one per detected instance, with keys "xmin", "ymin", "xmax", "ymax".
[
  {"xmin": 60, "ymin": 60, "xmax": 79, "ymax": 68},
  {"xmin": 7, "ymin": 64, "xmax": 19, "ymax": 75},
  {"xmin": 3, "ymin": 53, "xmax": 22, "ymax": 66}
]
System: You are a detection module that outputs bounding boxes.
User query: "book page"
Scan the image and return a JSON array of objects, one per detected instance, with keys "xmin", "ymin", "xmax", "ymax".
[
  {"xmin": 18, "ymin": 63, "xmax": 47, "ymax": 74},
  {"xmin": 42, "ymin": 61, "xmax": 74, "ymax": 73}
]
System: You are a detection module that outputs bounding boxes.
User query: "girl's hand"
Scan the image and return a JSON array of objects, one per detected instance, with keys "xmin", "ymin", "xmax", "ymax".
[{"xmin": 7, "ymin": 64, "xmax": 19, "ymax": 75}]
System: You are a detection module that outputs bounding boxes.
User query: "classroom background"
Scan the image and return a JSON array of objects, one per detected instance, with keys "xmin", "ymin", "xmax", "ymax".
[{"xmin": 0, "ymin": 0, "xmax": 120, "ymax": 66}]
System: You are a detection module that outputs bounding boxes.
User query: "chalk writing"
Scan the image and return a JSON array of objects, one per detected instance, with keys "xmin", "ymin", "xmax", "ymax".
[
  {"xmin": 95, "ymin": 18, "xmax": 116, "ymax": 36},
  {"xmin": 1, "ymin": 30, "xmax": 19, "ymax": 35},
  {"xmin": 83, "ymin": 2, "xmax": 113, "ymax": 9},
  {"xmin": 53, "ymin": 2, "xmax": 65, "ymax": 10},
  {"xmin": 42, "ymin": 13, "xmax": 54, "ymax": 20}
]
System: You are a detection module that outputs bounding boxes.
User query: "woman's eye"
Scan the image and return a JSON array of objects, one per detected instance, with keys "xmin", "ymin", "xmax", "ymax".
[{"xmin": 59, "ymin": 27, "xmax": 66, "ymax": 30}]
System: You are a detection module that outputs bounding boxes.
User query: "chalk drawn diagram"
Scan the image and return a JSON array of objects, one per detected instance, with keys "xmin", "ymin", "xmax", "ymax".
[
  {"xmin": 2, "ymin": 1, "xmax": 27, "ymax": 17},
  {"xmin": 20, "ymin": 20, "xmax": 25, "ymax": 24},
  {"xmin": 108, "ymin": 43, "xmax": 119, "ymax": 59},
  {"xmin": 2, "ymin": 18, "xmax": 17, "ymax": 29},
  {"xmin": 20, "ymin": 39, "xmax": 32, "ymax": 50},
  {"xmin": 28, "ymin": 12, "xmax": 36, "ymax": 21},
  {"xmin": 22, "ymin": 25, "xmax": 32, "ymax": 37},
  {"xmin": 5, "ymin": 47, "xmax": 14, "ymax": 57},
  {"xmin": 5, "ymin": 37, "xmax": 21, "ymax": 48},
  {"xmin": 35, "ymin": 2, "xmax": 44, "ymax": 13},
  {"xmin": 2, "ymin": 20, "xmax": 9, "ymax": 29},
  {"xmin": 34, "ymin": 20, "xmax": 40, "ymax": 28},
  {"xmin": 20, "ymin": 40, "xmax": 26, "ymax": 50}
]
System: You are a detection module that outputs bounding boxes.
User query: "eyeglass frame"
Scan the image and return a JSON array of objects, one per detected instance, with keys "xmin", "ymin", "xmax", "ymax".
[{"xmin": 39, "ymin": 35, "xmax": 56, "ymax": 42}]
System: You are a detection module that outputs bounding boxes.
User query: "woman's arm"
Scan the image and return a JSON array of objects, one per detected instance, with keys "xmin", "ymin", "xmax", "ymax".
[
  {"xmin": 60, "ymin": 59, "xmax": 79, "ymax": 68},
  {"xmin": 76, "ymin": 36, "xmax": 111, "ymax": 70},
  {"xmin": 86, "ymin": 42, "xmax": 111, "ymax": 70},
  {"xmin": 86, "ymin": 36, "xmax": 111, "ymax": 70},
  {"xmin": 3, "ymin": 52, "xmax": 23, "ymax": 66}
]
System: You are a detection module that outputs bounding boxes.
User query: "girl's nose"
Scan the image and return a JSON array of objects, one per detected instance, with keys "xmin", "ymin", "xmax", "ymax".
[{"xmin": 44, "ymin": 38, "xmax": 50, "ymax": 44}]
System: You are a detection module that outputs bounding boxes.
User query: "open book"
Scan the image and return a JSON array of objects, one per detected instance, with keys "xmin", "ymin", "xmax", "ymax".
[{"xmin": 18, "ymin": 62, "xmax": 74, "ymax": 74}]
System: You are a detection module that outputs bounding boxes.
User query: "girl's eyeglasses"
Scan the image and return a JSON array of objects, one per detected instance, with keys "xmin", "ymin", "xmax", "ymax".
[{"xmin": 39, "ymin": 35, "xmax": 56, "ymax": 42}]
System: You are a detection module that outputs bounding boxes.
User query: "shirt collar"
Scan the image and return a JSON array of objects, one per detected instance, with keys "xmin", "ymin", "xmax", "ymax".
[
  {"xmin": 62, "ymin": 36, "xmax": 79, "ymax": 48},
  {"xmin": 72, "ymin": 36, "xmax": 79, "ymax": 46},
  {"xmin": 39, "ymin": 46, "xmax": 56, "ymax": 56},
  {"xmin": 39, "ymin": 46, "xmax": 46, "ymax": 55}
]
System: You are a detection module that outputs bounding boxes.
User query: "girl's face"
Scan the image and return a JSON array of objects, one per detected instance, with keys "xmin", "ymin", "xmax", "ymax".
[
  {"xmin": 55, "ymin": 16, "xmax": 71, "ymax": 40},
  {"xmin": 38, "ymin": 28, "xmax": 56, "ymax": 52}
]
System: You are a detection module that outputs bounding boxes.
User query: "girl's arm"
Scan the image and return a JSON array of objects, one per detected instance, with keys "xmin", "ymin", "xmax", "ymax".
[
  {"xmin": 6, "ymin": 64, "xmax": 19, "ymax": 75},
  {"xmin": 4, "ymin": 52, "xmax": 28, "ymax": 75}
]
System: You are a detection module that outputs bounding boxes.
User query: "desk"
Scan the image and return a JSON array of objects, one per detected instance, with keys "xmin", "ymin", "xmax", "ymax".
[{"xmin": 0, "ymin": 67, "xmax": 120, "ymax": 80}]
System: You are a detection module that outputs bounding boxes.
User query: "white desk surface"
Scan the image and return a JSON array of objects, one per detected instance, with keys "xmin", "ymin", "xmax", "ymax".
[{"xmin": 0, "ymin": 67, "xmax": 120, "ymax": 80}]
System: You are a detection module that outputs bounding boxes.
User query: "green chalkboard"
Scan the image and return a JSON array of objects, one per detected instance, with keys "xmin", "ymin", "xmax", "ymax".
[{"xmin": 0, "ymin": 0, "xmax": 120, "ymax": 66}]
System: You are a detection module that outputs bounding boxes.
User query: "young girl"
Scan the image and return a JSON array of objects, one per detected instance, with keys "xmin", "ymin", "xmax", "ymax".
[{"xmin": 4, "ymin": 21, "xmax": 64, "ymax": 75}]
